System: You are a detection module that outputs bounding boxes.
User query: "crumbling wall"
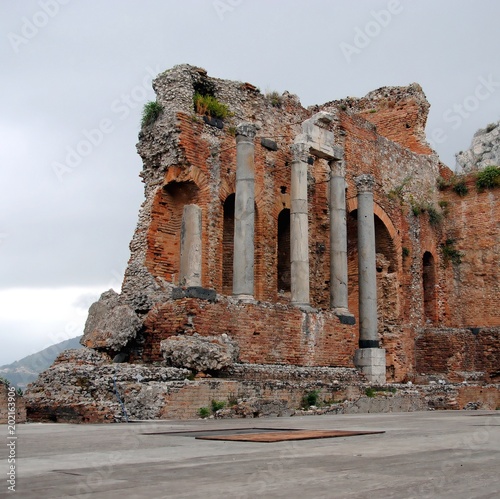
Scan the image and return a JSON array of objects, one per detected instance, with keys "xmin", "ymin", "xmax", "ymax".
[
  {"xmin": 135, "ymin": 296, "xmax": 357, "ymax": 367},
  {"xmin": 437, "ymin": 179, "xmax": 500, "ymax": 328},
  {"xmin": 416, "ymin": 328, "xmax": 500, "ymax": 382},
  {"xmin": 24, "ymin": 65, "xmax": 500, "ymax": 422}
]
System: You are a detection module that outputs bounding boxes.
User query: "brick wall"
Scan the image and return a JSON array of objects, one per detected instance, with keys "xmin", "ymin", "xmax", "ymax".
[
  {"xmin": 416, "ymin": 328, "xmax": 500, "ymax": 381},
  {"xmin": 438, "ymin": 179, "xmax": 500, "ymax": 328},
  {"xmin": 136, "ymin": 297, "xmax": 357, "ymax": 368}
]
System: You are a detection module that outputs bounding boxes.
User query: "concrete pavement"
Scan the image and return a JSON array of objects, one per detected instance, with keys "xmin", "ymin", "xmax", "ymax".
[{"xmin": 1, "ymin": 411, "xmax": 499, "ymax": 498}]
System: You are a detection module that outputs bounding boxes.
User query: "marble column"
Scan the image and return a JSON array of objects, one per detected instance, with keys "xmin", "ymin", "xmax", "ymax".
[
  {"xmin": 179, "ymin": 204, "xmax": 202, "ymax": 287},
  {"xmin": 290, "ymin": 142, "xmax": 310, "ymax": 307},
  {"xmin": 233, "ymin": 123, "xmax": 257, "ymax": 300},
  {"xmin": 329, "ymin": 160, "xmax": 353, "ymax": 323},
  {"xmin": 354, "ymin": 174, "xmax": 386, "ymax": 384}
]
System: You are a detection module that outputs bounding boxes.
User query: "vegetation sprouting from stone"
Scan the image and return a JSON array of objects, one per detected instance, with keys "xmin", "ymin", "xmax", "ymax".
[
  {"xmin": 453, "ymin": 179, "xmax": 469, "ymax": 196},
  {"xmin": 211, "ymin": 399, "xmax": 226, "ymax": 412},
  {"xmin": 388, "ymin": 176, "xmax": 412, "ymax": 202},
  {"xmin": 198, "ymin": 407, "xmax": 210, "ymax": 418},
  {"xmin": 365, "ymin": 387, "xmax": 376, "ymax": 397},
  {"xmin": 427, "ymin": 205, "xmax": 444, "ymax": 226},
  {"xmin": 475, "ymin": 165, "xmax": 500, "ymax": 191},
  {"xmin": 440, "ymin": 238, "xmax": 463, "ymax": 266},
  {"xmin": 194, "ymin": 93, "xmax": 230, "ymax": 120},
  {"xmin": 437, "ymin": 175, "xmax": 469, "ymax": 197},
  {"xmin": 265, "ymin": 90, "xmax": 283, "ymax": 108},
  {"xmin": 302, "ymin": 389, "xmax": 320, "ymax": 408},
  {"xmin": 365, "ymin": 386, "xmax": 396, "ymax": 397},
  {"xmin": 141, "ymin": 101, "xmax": 163, "ymax": 127}
]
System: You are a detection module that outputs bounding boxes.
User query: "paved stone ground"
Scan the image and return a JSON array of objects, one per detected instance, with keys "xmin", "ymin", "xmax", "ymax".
[{"xmin": 2, "ymin": 411, "xmax": 500, "ymax": 498}]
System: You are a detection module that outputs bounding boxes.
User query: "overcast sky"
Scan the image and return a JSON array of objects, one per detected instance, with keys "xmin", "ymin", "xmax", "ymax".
[{"xmin": 1, "ymin": 0, "xmax": 499, "ymax": 365}]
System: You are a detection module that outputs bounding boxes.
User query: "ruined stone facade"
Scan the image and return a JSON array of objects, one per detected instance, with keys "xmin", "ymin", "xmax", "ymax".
[{"xmin": 25, "ymin": 65, "xmax": 500, "ymax": 421}]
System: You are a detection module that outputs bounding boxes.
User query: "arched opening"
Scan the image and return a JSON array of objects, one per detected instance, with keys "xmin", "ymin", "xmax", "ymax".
[
  {"xmin": 423, "ymin": 251, "xmax": 437, "ymax": 323},
  {"xmin": 347, "ymin": 209, "xmax": 400, "ymax": 324},
  {"xmin": 222, "ymin": 194, "xmax": 235, "ymax": 295},
  {"xmin": 146, "ymin": 181, "xmax": 199, "ymax": 283},
  {"xmin": 277, "ymin": 208, "xmax": 291, "ymax": 293}
]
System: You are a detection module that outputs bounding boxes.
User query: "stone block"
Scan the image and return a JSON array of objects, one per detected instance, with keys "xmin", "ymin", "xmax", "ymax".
[
  {"xmin": 260, "ymin": 138, "xmax": 278, "ymax": 151},
  {"xmin": 172, "ymin": 287, "xmax": 216, "ymax": 302},
  {"xmin": 354, "ymin": 348, "xmax": 386, "ymax": 384}
]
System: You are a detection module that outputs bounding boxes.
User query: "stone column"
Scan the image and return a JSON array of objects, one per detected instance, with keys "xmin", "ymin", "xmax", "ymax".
[
  {"xmin": 233, "ymin": 123, "xmax": 257, "ymax": 300},
  {"xmin": 290, "ymin": 142, "xmax": 310, "ymax": 307},
  {"xmin": 329, "ymin": 160, "xmax": 354, "ymax": 324},
  {"xmin": 354, "ymin": 174, "xmax": 386, "ymax": 384},
  {"xmin": 179, "ymin": 204, "xmax": 202, "ymax": 287}
]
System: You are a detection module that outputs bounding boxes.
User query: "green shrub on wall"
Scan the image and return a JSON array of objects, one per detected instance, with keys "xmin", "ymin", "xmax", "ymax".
[{"xmin": 476, "ymin": 165, "xmax": 500, "ymax": 191}]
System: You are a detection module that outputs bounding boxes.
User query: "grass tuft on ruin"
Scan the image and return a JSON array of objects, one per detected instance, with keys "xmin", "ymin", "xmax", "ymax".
[
  {"xmin": 141, "ymin": 101, "xmax": 163, "ymax": 127},
  {"xmin": 194, "ymin": 93, "xmax": 230, "ymax": 120}
]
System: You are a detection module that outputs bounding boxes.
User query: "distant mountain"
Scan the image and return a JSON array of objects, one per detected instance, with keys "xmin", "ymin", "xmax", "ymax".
[{"xmin": 0, "ymin": 336, "xmax": 83, "ymax": 389}]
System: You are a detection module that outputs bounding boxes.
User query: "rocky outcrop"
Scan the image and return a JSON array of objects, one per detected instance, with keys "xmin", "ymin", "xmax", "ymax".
[
  {"xmin": 161, "ymin": 333, "xmax": 239, "ymax": 372},
  {"xmin": 456, "ymin": 121, "xmax": 500, "ymax": 171},
  {"xmin": 81, "ymin": 290, "xmax": 142, "ymax": 353}
]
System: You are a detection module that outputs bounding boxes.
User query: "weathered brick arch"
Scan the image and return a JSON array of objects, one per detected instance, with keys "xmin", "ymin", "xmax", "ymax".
[
  {"xmin": 219, "ymin": 178, "xmax": 235, "ymax": 204},
  {"xmin": 163, "ymin": 164, "xmax": 210, "ymax": 198},
  {"xmin": 146, "ymin": 179, "xmax": 202, "ymax": 283},
  {"xmin": 346, "ymin": 198, "xmax": 402, "ymax": 271}
]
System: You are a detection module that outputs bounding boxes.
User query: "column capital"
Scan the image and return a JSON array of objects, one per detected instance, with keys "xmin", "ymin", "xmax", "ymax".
[
  {"xmin": 236, "ymin": 123, "xmax": 257, "ymax": 139},
  {"xmin": 290, "ymin": 142, "xmax": 309, "ymax": 163},
  {"xmin": 354, "ymin": 174, "xmax": 375, "ymax": 193},
  {"xmin": 330, "ymin": 159, "xmax": 346, "ymax": 177}
]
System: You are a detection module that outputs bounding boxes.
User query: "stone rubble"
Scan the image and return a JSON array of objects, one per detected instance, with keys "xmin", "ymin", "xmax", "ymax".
[{"xmin": 160, "ymin": 333, "xmax": 239, "ymax": 372}]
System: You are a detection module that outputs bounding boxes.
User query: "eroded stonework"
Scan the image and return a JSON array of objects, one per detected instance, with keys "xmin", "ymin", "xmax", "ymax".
[{"xmin": 24, "ymin": 65, "xmax": 500, "ymax": 422}]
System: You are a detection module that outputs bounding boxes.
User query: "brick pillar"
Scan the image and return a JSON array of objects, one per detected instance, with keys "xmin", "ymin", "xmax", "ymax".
[
  {"xmin": 233, "ymin": 123, "xmax": 257, "ymax": 300},
  {"xmin": 354, "ymin": 174, "xmax": 386, "ymax": 384},
  {"xmin": 290, "ymin": 142, "xmax": 310, "ymax": 307}
]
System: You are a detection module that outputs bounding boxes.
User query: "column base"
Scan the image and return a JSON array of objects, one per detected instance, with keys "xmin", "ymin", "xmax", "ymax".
[
  {"xmin": 233, "ymin": 294, "xmax": 255, "ymax": 303},
  {"xmin": 332, "ymin": 308, "xmax": 356, "ymax": 325},
  {"xmin": 354, "ymin": 348, "xmax": 386, "ymax": 384},
  {"xmin": 291, "ymin": 302, "xmax": 314, "ymax": 312}
]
